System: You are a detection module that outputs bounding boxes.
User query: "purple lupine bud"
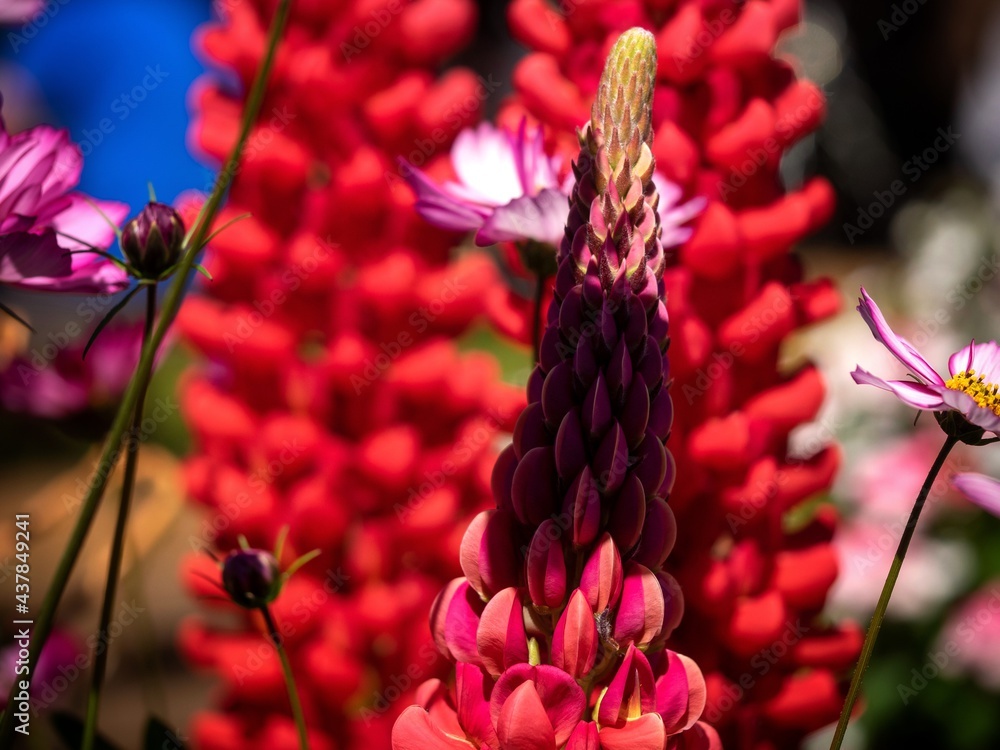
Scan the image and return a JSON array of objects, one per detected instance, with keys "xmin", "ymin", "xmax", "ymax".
[
  {"xmin": 607, "ymin": 474, "xmax": 645, "ymax": 552},
  {"xmin": 593, "ymin": 421, "xmax": 628, "ymax": 493},
  {"xmin": 580, "ymin": 533, "xmax": 623, "ymax": 612},
  {"xmin": 120, "ymin": 201, "xmax": 184, "ymax": 277},
  {"xmin": 620, "ymin": 375, "xmax": 650, "ymax": 448},
  {"xmin": 460, "ymin": 509, "xmax": 521, "ymax": 599},
  {"xmin": 221, "ymin": 548, "xmax": 280, "ymax": 608},
  {"xmin": 597, "ymin": 644, "xmax": 657, "ymax": 728},
  {"xmin": 491, "ymin": 445, "xmax": 518, "ymax": 512},
  {"xmin": 513, "ymin": 402, "xmax": 550, "ymax": 459},
  {"xmin": 554, "ymin": 409, "xmax": 588, "ymax": 480},
  {"xmin": 633, "ymin": 497, "xmax": 677, "ymax": 570},
  {"xmin": 582, "ymin": 373, "xmax": 613, "ymax": 439},
  {"xmin": 477, "ymin": 587, "xmax": 530, "ymax": 677},
  {"xmin": 613, "ymin": 562, "xmax": 664, "ymax": 648},
  {"xmin": 551, "ymin": 589, "xmax": 598, "ymax": 679},
  {"xmin": 511, "ymin": 447, "xmax": 559, "ymax": 526},
  {"xmin": 526, "ymin": 520, "xmax": 568, "ymax": 610},
  {"xmin": 653, "ymin": 571, "xmax": 686, "ymax": 645},
  {"xmin": 564, "ymin": 467, "xmax": 601, "ymax": 548}
]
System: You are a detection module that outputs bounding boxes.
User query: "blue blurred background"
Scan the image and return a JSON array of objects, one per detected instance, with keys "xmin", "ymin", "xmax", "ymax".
[{"xmin": 0, "ymin": 0, "xmax": 212, "ymax": 211}]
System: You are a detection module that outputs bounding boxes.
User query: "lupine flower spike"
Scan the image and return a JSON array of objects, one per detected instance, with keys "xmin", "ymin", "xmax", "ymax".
[
  {"xmin": 393, "ymin": 28, "xmax": 719, "ymax": 750},
  {"xmin": 832, "ymin": 289, "xmax": 1000, "ymax": 750}
]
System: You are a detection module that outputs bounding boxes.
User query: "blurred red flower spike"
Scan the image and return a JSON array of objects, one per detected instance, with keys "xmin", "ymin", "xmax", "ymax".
[{"xmin": 551, "ymin": 589, "xmax": 598, "ymax": 679}]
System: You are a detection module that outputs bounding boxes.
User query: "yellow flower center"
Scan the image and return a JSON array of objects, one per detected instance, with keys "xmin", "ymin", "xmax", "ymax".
[{"xmin": 946, "ymin": 369, "xmax": 1000, "ymax": 416}]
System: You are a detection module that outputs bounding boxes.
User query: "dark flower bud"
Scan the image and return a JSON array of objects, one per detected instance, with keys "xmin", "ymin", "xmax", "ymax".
[
  {"xmin": 120, "ymin": 201, "xmax": 185, "ymax": 277},
  {"xmin": 221, "ymin": 549, "xmax": 281, "ymax": 608}
]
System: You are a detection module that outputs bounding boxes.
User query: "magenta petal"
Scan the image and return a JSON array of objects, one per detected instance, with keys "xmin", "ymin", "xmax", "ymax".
[
  {"xmin": 597, "ymin": 644, "xmax": 656, "ymax": 728},
  {"xmin": 476, "ymin": 189, "xmax": 568, "ymax": 247},
  {"xmin": 565, "ymin": 721, "xmax": 600, "ymax": 750},
  {"xmin": 851, "ymin": 367, "xmax": 947, "ymax": 410},
  {"xmin": 633, "ymin": 497, "xmax": 677, "ymax": 570},
  {"xmin": 455, "ymin": 663, "xmax": 497, "ymax": 746},
  {"xmin": 613, "ymin": 563, "xmax": 664, "ymax": 648},
  {"xmin": 551, "ymin": 589, "xmax": 598, "ymax": 679},
  {"xmin": 599, "ymin": 713, "xmax": 667, "ymax": 750},
  {"xmin": 477, "ymin": 587, "xmax": 529, "ymax": 677},
  {"xmin": 665, "ymin": 722, "xmax": 723, "ymax": 750},
  {"xmin": 857, "ymin": 288, "xmax": 943, "ymax": 385},
  {"xmin": 527, "ymin": 520, "xmax": 568, "ymax": 609},
  {"xmin": 442, "ymin": 581, "xmax": 486, "ymax": 666},
  {"xmin": 0, "ymin": 230, "xmax": 70, "ymax": 283},
  {"xmin": 656, "ymin": 651, "xmax": 707, "ymax": 734},
  {"xmin": 496, "ymin": 682, "xmax": 558, "ymax": 750},
  {"xmin": 391, "ymin": 706, "xmax": 474, "ymax": 750},
  {"xmin": 461, "ymin": 509, "xmax": 520, "ymax": 598},
  {"xmin": 954, "ymin": 472, "xmax": 1000, "ymax": 517},
  {"xmin": 490, "ymin": 664, "xmax": 587, "ymax": 747},
  {"xmin": 579, "ymin": 532, "xmax": 623, "ymax": 612}
]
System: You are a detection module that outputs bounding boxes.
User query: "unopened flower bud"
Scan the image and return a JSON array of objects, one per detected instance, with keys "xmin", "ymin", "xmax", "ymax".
[
  {"xmin": 121, "ymin": 201, "xmax": 185, "ymax": 277},
  {"xmin": 221, "ymin": 549, "xmax": 280, "ymax": 608}
]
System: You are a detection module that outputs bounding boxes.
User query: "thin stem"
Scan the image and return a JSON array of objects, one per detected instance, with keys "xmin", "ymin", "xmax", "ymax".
[
  {"xmin": 0, "ymin": 0, "xmax": 293, "ymax": 741},
  {"xmin": 80, "ymin": 286, "xmax": 156, "ymax": 750},
  {"xmin": 261, "ymin": 605, "xmax": 309, "ymax": 750},
  {"xmin": 531, "ymin": 273, "xmax": 546, "ymax": 366},
  {"xmin": 828, "ymin": 434, "xmax": 959, "ymax": 750}
]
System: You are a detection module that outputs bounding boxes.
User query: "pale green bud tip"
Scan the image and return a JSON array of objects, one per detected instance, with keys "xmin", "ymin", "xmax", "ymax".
[{"xmin": 593, "ymin": 27, "xmax": 657, "ymax": 155}]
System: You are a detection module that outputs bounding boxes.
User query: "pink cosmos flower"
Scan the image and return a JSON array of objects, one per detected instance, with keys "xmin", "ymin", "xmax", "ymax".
[
  {"xmin": 0, "ymin": 103, "xmax": 128, "ymax": 294},
  {"xmin": 402, "ymin": 119, "xmax": 571, "ymax": 247},
  {"xmin": 0, "ymin": 1, "xmax": 41, "ymax": 24},
  {"xmin": 852, "ymin": 288, "xmax": 1000, "ymax": 434},
  {"xmin": 403, "ymin": 120, "xmax": 706, "ymax": 251},
  {"xmin": 953, "ymin": 472, "xmax": 1000, "ymax": 516}
]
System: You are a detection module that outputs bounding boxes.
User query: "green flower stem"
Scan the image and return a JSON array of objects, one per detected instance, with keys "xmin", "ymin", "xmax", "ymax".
[
  {"xmin": 0, "ymin": 0, "xmax": 293, "ymax": 741},
  {"xmin": 261, "ymin": 605, "xmax": 310, "ymax": 750},
  {"xmin": 80, "ymin": 285, "xmax": 156, "ymax": 750},
  {"xmin": 829, "ymin": 434, "xmax": 959, "ymax": 750}
]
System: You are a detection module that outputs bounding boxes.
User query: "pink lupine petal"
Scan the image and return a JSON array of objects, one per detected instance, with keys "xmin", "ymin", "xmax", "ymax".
[
  {"xmin": 460, "ymin": 509, "xmax": 520, "ymax": 599},
  {"xmin": 476, "ymin": 587, "xmax": 529, "ymax": 677},
  {"xmin": 664, "ymin": 722, "xmax": 723, "ymax": 750},
  {"xmin": 580, "ymin": 533, "xmax": 623, "ymax": 612},
  {"xmin": 953, "ymin": 473, "xmax": 1000, "ymax": 517},
  {"xmin": 526, "ymin": 519, "xmax": 568, "ymax": 610},
  {"xmin": 496, "ymin": 681, "xmax": 557, "ymax": 750},
  {"xmin": 613, "ymin": 562, "xmax": 664, "ymax": 648},
  {"xmin": 455, "ymin": 662, "xmax": 497, "ymax": 746},
  {"xmin": 856, "ymin": 288, "xmax": 943, "ymax": 385},
  {"xmin": 391, "ymin": 706, "xmax": 476, "ymax": 750},
  {"xmin": 551, "ymin": 589, "xmax": 598, "ymax": 679},
  {"xmin": 490, "ymin": 664, "xmax": 586, "ymax": 747},
  {"xmin": 598, "ymin": 713, "xmax": 667, "ymax": 750},
  {"xmin": 476, "ymin": 188, "xmax": 569, "ymax": 247},
  {"xmin": 597, "ymin": 644, "xmax": 656, "ymax": 728},
  {"xmin": 443, "ymin": 581, "xmax": 486, "ymax": 666},
  {"xmin": 656, "ymin": 652, "xmax": 707, "ymax": 734},
  {"xmin": 850, "ymin": 367, "xmax": 947, "ymax": 410},
  {"xmin": 565, "ymin": 721, "xmax": 600, "ymax": 750},
  {"xmin": 431, "ymin": 578, "xmax": 469, "ymax": 658}
]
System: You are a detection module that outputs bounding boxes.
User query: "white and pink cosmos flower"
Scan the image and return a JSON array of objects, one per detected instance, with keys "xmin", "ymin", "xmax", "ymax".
[{"xmin": 852, "ymin": 287, "xmax": 1000, "ymax": 434}]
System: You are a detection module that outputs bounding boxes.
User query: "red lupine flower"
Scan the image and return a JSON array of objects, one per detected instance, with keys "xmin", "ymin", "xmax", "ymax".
[
  {"xmin": 177, "ymin": 1, "xmax": 524, "ymax": 748},
  {"xmin": 394, "ymin": 28, "xmax": 718, "ymax": 750},
  {"xmin": 503, "ymin": 1, "xmax": 861, "ymax": 746}
]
